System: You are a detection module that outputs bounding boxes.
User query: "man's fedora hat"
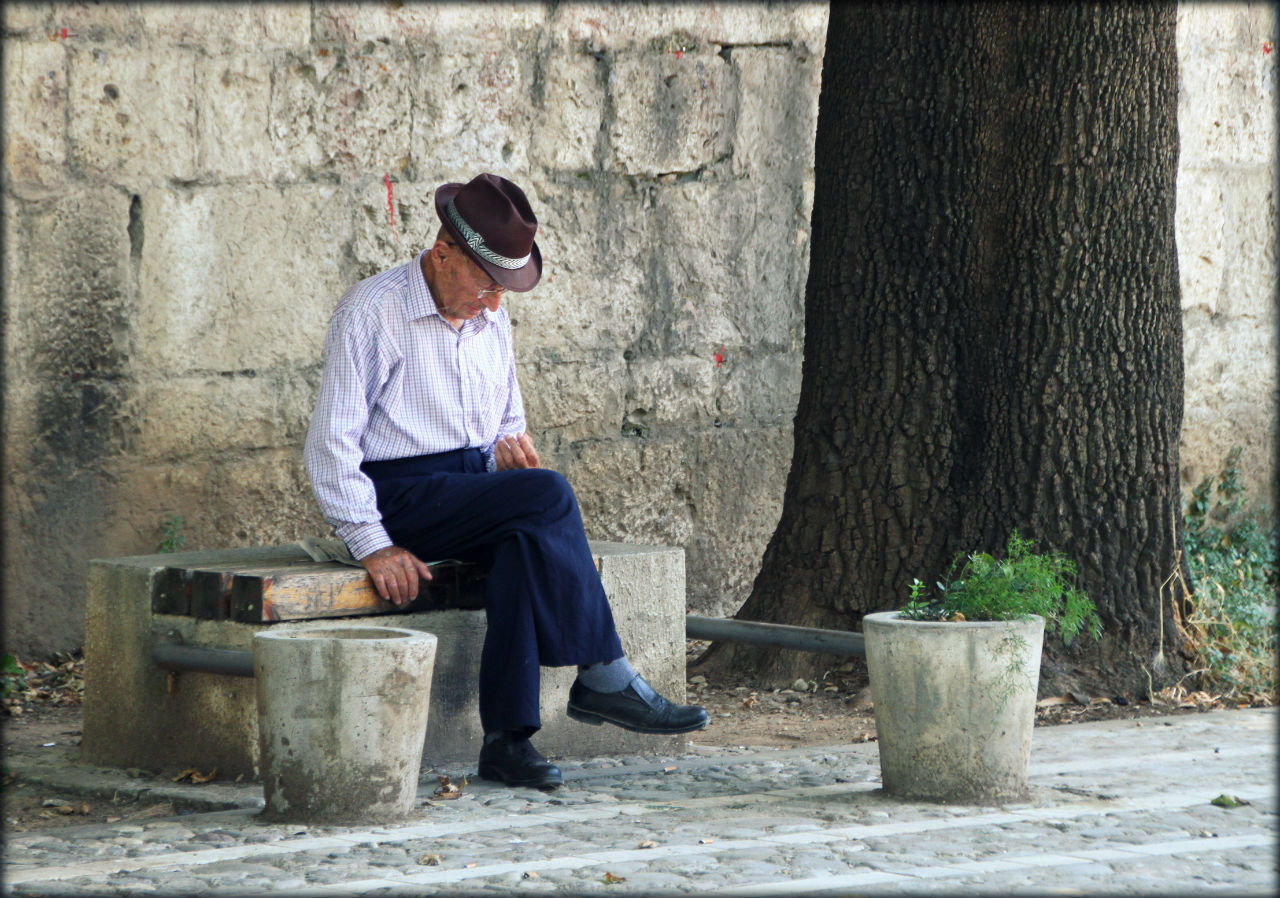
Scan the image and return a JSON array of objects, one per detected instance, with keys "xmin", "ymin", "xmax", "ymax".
[{"xmin": 434, "ymin": 173, "xmax": 542, "ymax": 292}]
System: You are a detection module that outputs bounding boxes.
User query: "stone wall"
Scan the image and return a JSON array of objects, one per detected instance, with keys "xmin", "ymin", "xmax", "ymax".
[
  {"xmin": 2, "ymin": 2, "xmax": 826, "ymax": 657},
  {"xmin": 1176, "ymin": 3, "xmax": 1278, "ymax": 502},
  {"xmin": 3, "ymin": 3, "xmax": 1275, "ymax": 659}
]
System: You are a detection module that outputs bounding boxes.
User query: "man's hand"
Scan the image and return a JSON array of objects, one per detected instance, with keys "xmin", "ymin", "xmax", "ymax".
[
  {"xmin": 495, "ymin": 433, "xmax": 540, "ymax": 470},
  {"xmin": 361, "ymin": 545, "xmax": 433, "ymax": 608}
]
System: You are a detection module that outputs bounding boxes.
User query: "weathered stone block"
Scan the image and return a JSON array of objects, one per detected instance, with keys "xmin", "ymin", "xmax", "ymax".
[
  {"xmin": 197, "ymin": 54, "xmax": 275, "ymax": 179},
  {"xmin": 546, "ymin": 3, "xmax": 828, "ymax": 53},
  {"xmin": 135, "ymin": 183, "xmax": 348, "ymax": 372},
  {"xmin": 565, "ymin": 426, "xmax": 792, "ymax": 621},
  {"xmin": 729, "ymin": 46, "xmax": 822, "ymax": 181},
  {"xmin": 567, "ymin": 438, "xmax": 693, "ymax": 546},
  {"xmin": 125, "ymin": 372, "xmax": 295, "ymax": 462},
  {"xmin": 314, "ymin": 3, "xmax": 547, "ymax": 46},
  {"xmin": 411, "ymin": 47, "xmax": 534, "ymax": 174},
  {"xmin": 1, "ymin": 4, "xmax": 53, "ymax": 33},
  {"xmin": 1177, "ymin": 3, "xmax": 1277, "ymax": 166},
  {"xmin": 3, "ymin": 39, "xmax": 68, "ymax": 191},
  {"xmin": 346, "ymin": 179, "xmax": 441, "ymax": 281},
  {"xmin": 67, "ymin": 46, "xmax": 198, "ymax": 182},
  {"xmin": 502, "ymin": 175, "xmax": 653, "ymax": 354},
  {"xmin": 1176, "ymin": 165, "xmax": 1228, "ymax": 313},
  {"xmin": 1219, "ymin": 167, "xmax": 1278, "ymax": 315},
  {"xmin": 140, "ymin": 3, "xmax": 311, "ymax": 50},
  {"xmin": 520, "ymin": 354, "xmax": 627, "ymax": 444},
  {"xmin": 3, "ymin": 189, "xmax": 134, "ymax": 380},
  {"xmin": 269, "ymin": 45, "xmax": 415, "ymax": 179},
  {"xmin": 103, "ymin": 451, "xmax": 326, "ymax": 557},
  {"xmin": 82, "ymin": 541, "xmax": 686, "ymax": 776},
  {"xmin": 709, "ymin": 351, "xmax": 804, "ymax": 429},
  {"xmin": 624, "ymin": 355, "xmax": 720, "ymax": 433},
  {"xmin": 20, "ymin": 3, "xmax": 143, "ymax": 41},
  {"xmin": 609, "ymin": 49, "xmax": 735, "ymax": 176},
  {"xmin": 639, "ymin": 178, "xmax": 808, "ymax": 355},
  {"xmin": 1181, "ymin": 310, "xmax": 1278, "ymax": 498},
  {"xmin": 530, "ymin": 51, "xmax": 606, "ymax": 171}
]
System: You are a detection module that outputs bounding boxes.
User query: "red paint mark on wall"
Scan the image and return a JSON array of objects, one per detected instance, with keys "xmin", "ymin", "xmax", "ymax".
[
  {"xmin": 384, "ymin": 173, "xmax": 400, "ymax": 243},
  {"xmin": 1264, "ymin": 40, "xmax": 1274, "ymax": 55},
  {"xmin": 714, "ymin": 348, "xmax": 724, "ymax": 368},
  {"xmin": 50, "ymin": 27, "xmax": 72, "ymax": 40}
]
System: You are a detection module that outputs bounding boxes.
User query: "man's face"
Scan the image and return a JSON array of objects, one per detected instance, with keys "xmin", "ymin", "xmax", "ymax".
[{"xmin": 431, "ymin": 238, "xmax": 507, "ymax": 322}]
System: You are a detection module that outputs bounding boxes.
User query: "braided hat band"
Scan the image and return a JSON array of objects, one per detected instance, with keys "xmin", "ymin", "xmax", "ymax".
[{"xmin": 445, "ymin": 199, "xmax": 532, "ymax": 270}]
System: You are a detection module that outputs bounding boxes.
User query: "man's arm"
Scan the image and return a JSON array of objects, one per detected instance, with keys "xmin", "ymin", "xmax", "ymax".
[
  {"xmin": 304, "ymin": 305, "xmax": 432, "ymax": 605},
  {"xmin": 488, "ymin": 310, "xmax": 539, "ymax": 470}
]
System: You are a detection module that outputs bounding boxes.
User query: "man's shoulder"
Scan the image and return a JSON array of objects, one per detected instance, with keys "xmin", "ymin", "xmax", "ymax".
[{"xmin": 335, "ymin": 261, "xmax": 414, "ymax": 320}]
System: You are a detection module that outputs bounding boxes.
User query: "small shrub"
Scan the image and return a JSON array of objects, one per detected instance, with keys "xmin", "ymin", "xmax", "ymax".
[
  {"xmin": 158, "ymin": 515, "xmax": 186, "ymax": 554},
  {"xmin": 1, "ymin": 653, "xmax": 25, "ymax": 703},
  {"xmin": 1183, "ymin": 449, "xmax": 1277, "ymax": 704},
  {"xmin": 900, "ymin": 530, "xmax": 1102, "ymax": 645}
]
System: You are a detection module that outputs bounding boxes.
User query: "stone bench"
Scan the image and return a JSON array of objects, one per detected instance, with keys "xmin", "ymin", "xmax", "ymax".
[{"xmin": 82, "ymin": 542, "xmax": 687, "ymax": 780}]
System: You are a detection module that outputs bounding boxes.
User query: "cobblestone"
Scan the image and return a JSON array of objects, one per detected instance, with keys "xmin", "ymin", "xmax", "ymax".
[{"xmin": 2, "ymin": 709, "xmax": 1275, "ymax": 895}]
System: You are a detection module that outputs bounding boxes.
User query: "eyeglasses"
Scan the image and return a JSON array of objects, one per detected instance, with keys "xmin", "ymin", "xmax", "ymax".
[{"xmin": 443, "ymin": 239, "xmax": 506, "ymax": 298}]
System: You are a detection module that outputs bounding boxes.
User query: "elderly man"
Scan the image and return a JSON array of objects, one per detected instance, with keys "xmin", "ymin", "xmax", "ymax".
[{"xmin": 304, "ymin": 173, "xmax": 708, "ymax": 790}]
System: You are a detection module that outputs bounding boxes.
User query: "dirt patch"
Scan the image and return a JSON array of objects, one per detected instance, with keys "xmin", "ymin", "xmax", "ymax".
[{"xmin": 680, "ymin": 640, "xmax": 1246, "ymax": 750}]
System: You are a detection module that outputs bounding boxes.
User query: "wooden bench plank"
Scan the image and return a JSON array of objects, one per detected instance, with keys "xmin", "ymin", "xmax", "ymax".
[
  {"xmin": 154, "ymin": 557, "xmax": 487, "ymax": 622},
  {"xmin": 151, "ymin": 555, "xmax": 321, "ymax": 619},
  {"xmin": 231, "ymin": 560, "xmax": 487, "ymax": 622}
]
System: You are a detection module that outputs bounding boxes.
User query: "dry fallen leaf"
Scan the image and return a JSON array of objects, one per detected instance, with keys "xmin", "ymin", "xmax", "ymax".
[
  {"xmin": 419, "ymin": 853, "xmax": 442, "ymax": 865},
  {"xmin": 433, "ymin": 774, "xmax": 465, "ymax": 799},
  {"xmin": 602, "ymin": 872, "xmax": 626, "ymax": 884},
  {"xmin": 637, "ymin": 839, "xmax": 659, "ymax": 849},
  {"xmin": 1036, "ymin": 695, "xmax": 1072, "ymax": 707}
]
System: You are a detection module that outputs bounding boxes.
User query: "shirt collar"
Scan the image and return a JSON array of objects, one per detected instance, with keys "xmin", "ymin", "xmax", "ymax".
[
  {"xmin": 404, "ymin": 250, "xmax": 496, "ymax": 332},
  {"xmin": 404, "ymin": 251, "xmax": 439, "ymax": 321}
]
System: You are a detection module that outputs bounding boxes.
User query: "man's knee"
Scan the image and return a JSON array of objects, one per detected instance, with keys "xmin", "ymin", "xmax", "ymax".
[{"xmin": 517, "ymin": 467, "xmax": 574, "ymax": 502}]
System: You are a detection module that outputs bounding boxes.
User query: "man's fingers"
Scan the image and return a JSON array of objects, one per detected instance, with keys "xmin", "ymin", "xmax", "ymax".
[
  {"xmin": 416, "ymin": 557, "xmax": 434, "ymax": 581},
  {"xmin": 518, "ymin": 434, "xmax": 540, "ymax": 468}
]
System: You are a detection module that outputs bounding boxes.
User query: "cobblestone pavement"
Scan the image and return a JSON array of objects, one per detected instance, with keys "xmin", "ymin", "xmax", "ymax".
[{"xmin": 3, "ymin": 708, "xmax": 1276, "ymax": 895}]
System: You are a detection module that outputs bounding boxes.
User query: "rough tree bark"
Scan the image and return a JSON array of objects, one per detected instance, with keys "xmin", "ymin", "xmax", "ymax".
[{"xmin": 697, "ymin": 2, "xmax": 1189, "ymax": 698}]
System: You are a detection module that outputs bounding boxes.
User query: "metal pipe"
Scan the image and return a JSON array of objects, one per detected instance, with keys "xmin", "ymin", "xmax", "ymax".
[
  {"xmin": 153, "ymin": 616, "xmax": 865, "ymax": 679},
  {"xmin": 153, "ymin": 643, "xmax": 254, "ymax": 677},
  {"xmin": 685, "ymin": 615, "xmax": 865, "ymax": 657}
]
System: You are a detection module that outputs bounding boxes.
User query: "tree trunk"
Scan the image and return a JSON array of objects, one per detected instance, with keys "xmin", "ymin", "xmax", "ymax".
[{"xmin": 698, "ymin": 2, "xmax": 1189, "ymax": 698}]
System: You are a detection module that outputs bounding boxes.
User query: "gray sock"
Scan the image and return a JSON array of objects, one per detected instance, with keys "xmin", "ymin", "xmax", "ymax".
[{"xmin": 576, "ymin": 656, "xmax": 637, "ymax": 693}]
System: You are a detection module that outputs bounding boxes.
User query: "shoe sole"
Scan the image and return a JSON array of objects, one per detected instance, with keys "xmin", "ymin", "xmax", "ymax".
[
  {"xmin": 566, "ymin": 704, "xmax": 711, "ymax": 735},
  {"xmin": 476, "ymin": 762, "xmax": 562, "ymax": 790}
]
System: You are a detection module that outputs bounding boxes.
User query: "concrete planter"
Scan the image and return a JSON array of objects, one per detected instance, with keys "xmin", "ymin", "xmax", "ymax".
[
  {"xmin": 863, "ymin": 611, "xmax": 1044, "ymax": 804},
  {"xmin": 254, "ymin": 626, "xmax": 437, "ymax": 823}
]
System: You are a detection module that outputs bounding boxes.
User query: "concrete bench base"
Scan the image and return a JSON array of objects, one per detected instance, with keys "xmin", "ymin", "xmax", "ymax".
[{"xmin": 83, "ymin": 542, "xmax": 687, "ymax": 779}]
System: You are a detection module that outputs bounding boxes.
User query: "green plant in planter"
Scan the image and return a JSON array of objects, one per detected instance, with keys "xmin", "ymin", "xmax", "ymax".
[{"xmin": 900, "ymin": 530, "xmax": 1103, "ymax": 645}]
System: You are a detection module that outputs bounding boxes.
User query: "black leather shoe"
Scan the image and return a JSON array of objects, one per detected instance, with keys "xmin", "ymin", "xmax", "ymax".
[
  {"xmin": 477, "ymin": 735, "xmax": 562, "ymax": 790},
  {"xmin": 567, "ymin": 675, "xmax": 710, "ymax": 734}
]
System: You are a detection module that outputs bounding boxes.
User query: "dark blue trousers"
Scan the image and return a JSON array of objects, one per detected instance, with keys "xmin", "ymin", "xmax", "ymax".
[{"xmin": 361, "ymin": 449, "xmax": 624, "ymax": 736}]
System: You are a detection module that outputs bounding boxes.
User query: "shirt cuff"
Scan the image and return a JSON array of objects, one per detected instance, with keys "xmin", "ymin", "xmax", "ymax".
[{"xmin": 338, "ymin": 521, "xmax": 394, "ymax": 560}]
